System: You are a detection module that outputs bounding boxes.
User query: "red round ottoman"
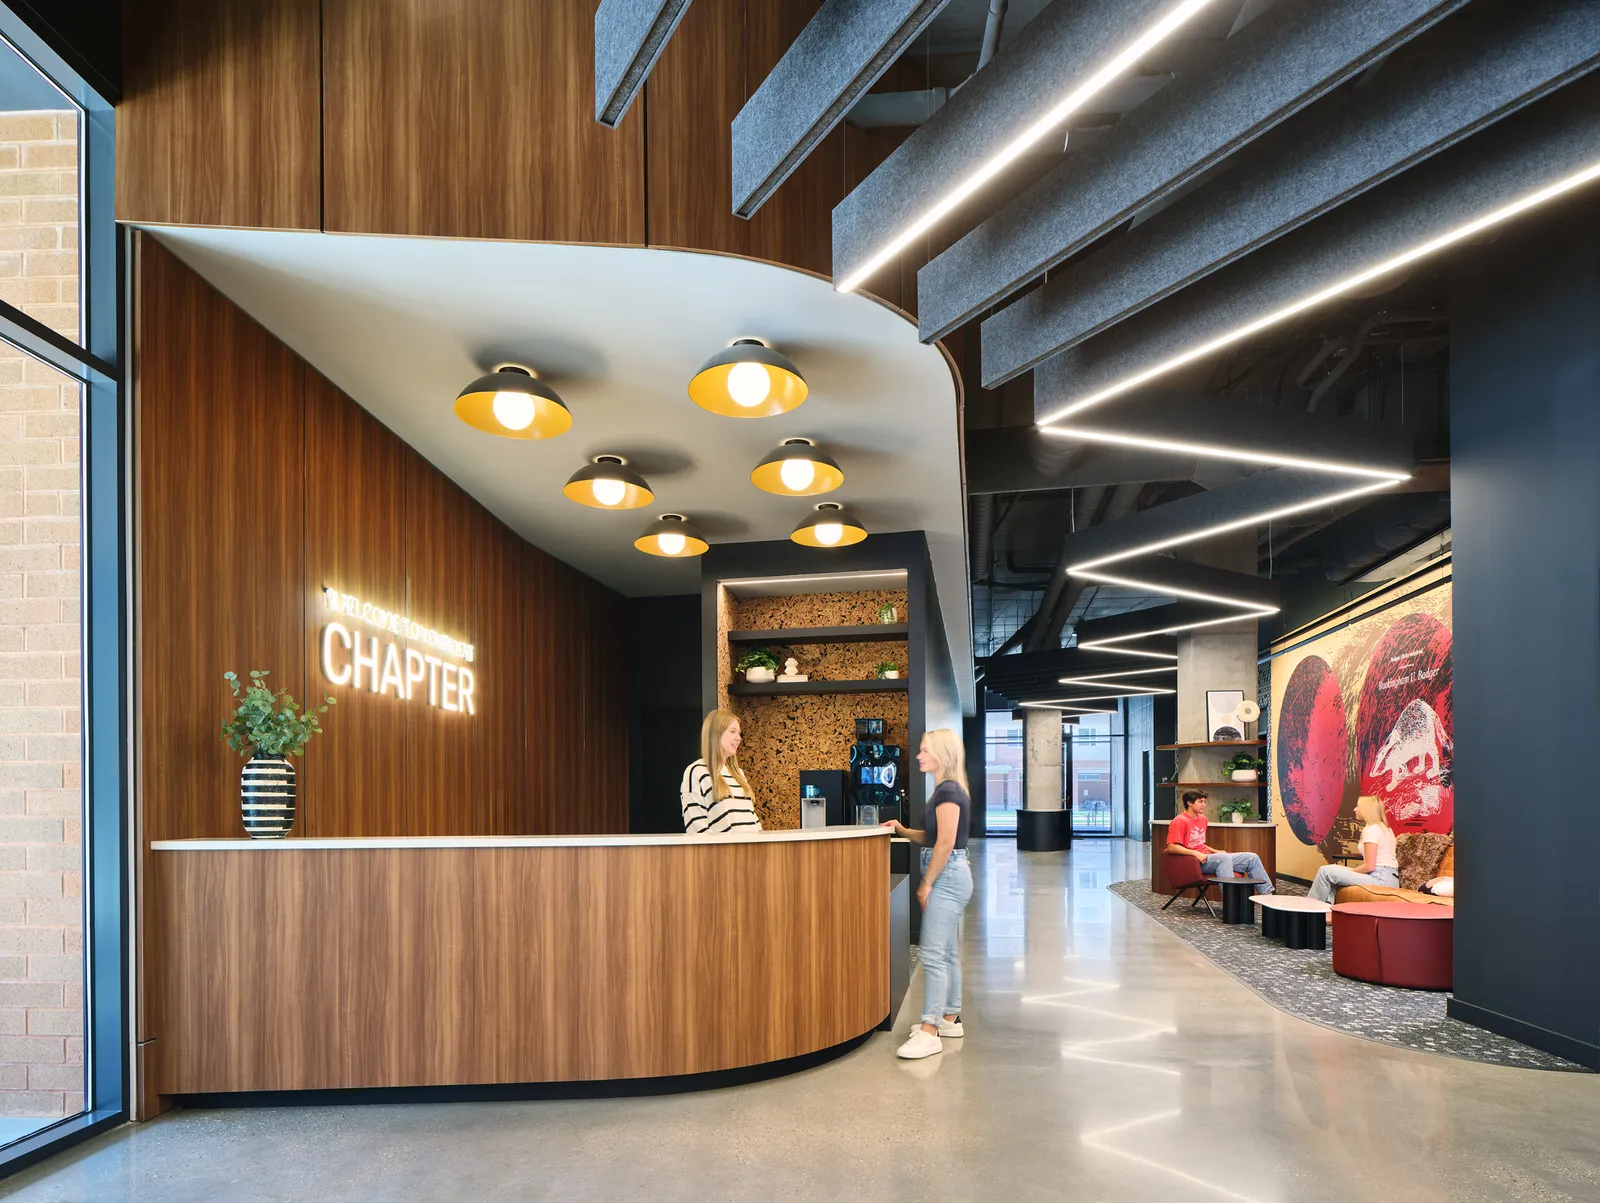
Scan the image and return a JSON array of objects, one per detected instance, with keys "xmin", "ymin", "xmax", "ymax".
[{"xmin": 1331, "ymin": 901, "xmax": 1453, "ymax": 990}]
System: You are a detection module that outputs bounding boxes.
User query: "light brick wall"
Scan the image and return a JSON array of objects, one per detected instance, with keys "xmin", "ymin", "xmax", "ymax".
[{"xmin": 0, "ymin": 111, "xmax": 83, "ymax": 1121}]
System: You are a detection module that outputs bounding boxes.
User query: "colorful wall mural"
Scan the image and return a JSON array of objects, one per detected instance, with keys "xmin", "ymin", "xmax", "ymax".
[{"xmin": 1269, "ymin": 566, "xmax": 1453, "ymax": 880}]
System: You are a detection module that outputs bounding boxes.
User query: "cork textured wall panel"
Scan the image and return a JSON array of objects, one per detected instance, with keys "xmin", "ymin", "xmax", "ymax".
[
  {"xmin": 732, "ymin": 589, "xmax": 908, "ymax": 631},
  {"xmin": 720, "ymin": 588, "xmax": 911, "ymax": 828},
  {"xmin": 736, "ymin": 693, "xmax": 910, "ymax": 829}
]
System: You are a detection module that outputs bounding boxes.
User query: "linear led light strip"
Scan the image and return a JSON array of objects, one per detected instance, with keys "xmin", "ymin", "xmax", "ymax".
[
  {"xmin": 1019, "ymin": 701, "xmax": 1119, "ymax": 712},
  {"xmin": 1039, "ymin": 426, "xmax": 1410, "ymax": 481},
  {"xmin": 836, "ymin": 0, "xmax": 1217, "ymax": 295},
  {"xmin": 1037, "ymin": 158, "xmax": 1600, "ymax": 425}
]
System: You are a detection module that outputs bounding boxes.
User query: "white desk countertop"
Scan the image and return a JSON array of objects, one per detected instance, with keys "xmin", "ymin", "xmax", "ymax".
[
  {"xmin": 1151, "ymin": 819, "xmax": 1275, "ymax": 829},
  {"xmin": 152, "ymin": 826, "xmax": 894, "ymax": 852}
]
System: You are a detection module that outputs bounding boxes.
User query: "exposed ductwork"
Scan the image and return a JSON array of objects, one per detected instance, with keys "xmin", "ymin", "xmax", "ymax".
[
  {"xmin": 977, "ymin": 0, "xmax": 1008, "ymax": 69},
  {"xmin": 969, "ymin": 492, "xmax": 995, "ymax": 581}
]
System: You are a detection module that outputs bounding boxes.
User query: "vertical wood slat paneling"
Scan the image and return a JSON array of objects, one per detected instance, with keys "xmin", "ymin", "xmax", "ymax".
[
  {"xmin": 117, "ymin": 0, "xmax": 321, "ymax": 229},
  {"xmin": 137, "ymin": 237, "xmax": 629, "ymax": 844},
  {"xmin": 321, "ymin": 0, "xmax": 646, "ymax": 243},
  {"xmin": 156, "ymin": 838, "xmax": 889, "ymax": 1092},
  {"xmin": 402, "ymin": 449, "xmax": 481, "ymax": 838},
  {"xmin": 301, "ymin": 372, "xmax": 408, "ymax": 837},
  {"xmin": 137, "ymin": 239, "xmax": 307, "ymax": 843}
]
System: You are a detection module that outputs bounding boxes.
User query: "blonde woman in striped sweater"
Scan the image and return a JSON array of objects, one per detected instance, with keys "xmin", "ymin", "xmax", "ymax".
[{"xmin": 680, "ymin": 709, "xmax": 763, "ymax": 834}]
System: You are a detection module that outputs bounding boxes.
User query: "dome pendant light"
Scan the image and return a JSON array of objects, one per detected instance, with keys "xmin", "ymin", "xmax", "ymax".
[
  {"xmin": 750, "ymin": 437, "xmax": 844, "ymax": 497},
  {"xmin": 635, "ymin": 513, "xmax": 710, "ymax": 558},
  {"xmin": 687, "ymin": 338, "xmax": 808, "ymax": 418},
  {"xmin": 563, "ymin": 454, "xmax": 654, "ymax": 509},
  {"xmin": 791, "ymin": 501, "xmax": 867, "ymax": 548},
  {"xmin": 455, "ymin": 364, "xmax": 572, "ymax": 440}
]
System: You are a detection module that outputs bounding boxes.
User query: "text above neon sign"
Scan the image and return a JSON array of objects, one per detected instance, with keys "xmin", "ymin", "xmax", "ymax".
[{"xmin": 318, "ymin": 588, "xmax": 477, "ymax": 715}]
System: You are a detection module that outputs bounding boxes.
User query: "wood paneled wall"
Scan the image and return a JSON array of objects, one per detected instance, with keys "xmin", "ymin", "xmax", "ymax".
[
  {"xmin": 118, "ymin": 0, "xmax": 321, "ymax": 229},
  {"xmin": 116, "ymin": 0, "xmax": 924, "ymax": 297},
  {"xmin": 137, "ymin": 235, "xmax": 629, "ymax": 841}
]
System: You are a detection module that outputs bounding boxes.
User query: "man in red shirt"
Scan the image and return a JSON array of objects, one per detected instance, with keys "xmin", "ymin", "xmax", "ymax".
[{"xmin": 1166, "ymin": 791, "xmax": 1272, "ymax": 894}]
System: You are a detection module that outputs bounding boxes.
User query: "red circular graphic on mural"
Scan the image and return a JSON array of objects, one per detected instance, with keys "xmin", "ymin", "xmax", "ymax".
[
  {"xmin": 1276, "ymin": 655, "xmax": 1348, "ymax": 846},
  {"xmin": 1355, "ymin": 613, "xmax": 1453, "ymax": 833}
]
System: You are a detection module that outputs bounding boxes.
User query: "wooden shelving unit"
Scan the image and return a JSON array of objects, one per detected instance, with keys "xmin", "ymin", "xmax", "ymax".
[
  {"xmin": 1157, "ymin": 741, "xmax": 1266, "ymax": 750},
  {"xmin": 1156, "ymin": 780, "xmax": 1267, "ymax": 788},
  {"xmin": 728, "ymin": 678, "xmax": 910, "ymax": 698},
  {"xmin": 727, "ymin": 624, "xmax": 908, "ymax": 645}
]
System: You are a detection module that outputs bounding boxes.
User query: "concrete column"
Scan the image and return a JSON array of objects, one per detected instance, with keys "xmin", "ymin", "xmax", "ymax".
[
  {"xmin": 1023, "ymin": 707, "xmax": 1063, "ymax": 810},
  {"xmin": 1175, "ymin": 531, "xmax": 1260, "ymax": 791}
]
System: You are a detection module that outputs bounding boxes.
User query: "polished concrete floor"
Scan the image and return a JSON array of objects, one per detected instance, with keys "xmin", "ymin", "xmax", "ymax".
[{"xmin": 4, "ymin": 840, "xmax": 1598, "ymax": 1202}]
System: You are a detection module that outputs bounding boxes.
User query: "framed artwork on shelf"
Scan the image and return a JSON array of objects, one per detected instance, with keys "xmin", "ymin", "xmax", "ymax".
[{"xmin": 1206, "ymin": 689, "xmax": 1246, "ymax": 741}]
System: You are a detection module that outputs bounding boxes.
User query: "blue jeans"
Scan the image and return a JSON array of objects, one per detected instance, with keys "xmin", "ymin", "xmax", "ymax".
[
  {"xmin": 1201, "ymin": 851, "xmax": 1273, "ymax": 894},
  {"xmin": 919, "ymin": 847, "xmax": 973, "ymax": 1025},
  {"xmin": 1310, "ymin": 863, "xmax": 1399, "ymax": 903}
]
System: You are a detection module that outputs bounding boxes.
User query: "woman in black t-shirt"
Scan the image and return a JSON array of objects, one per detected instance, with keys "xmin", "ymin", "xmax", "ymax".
[{"xmin": 884, "ymin": 728, "xmax": 973, "ymax": 1060}]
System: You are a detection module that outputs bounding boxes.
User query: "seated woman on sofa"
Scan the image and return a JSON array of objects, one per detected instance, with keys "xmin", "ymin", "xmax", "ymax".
[{"xmin": 1309, "ymin": 796, "xmax": 1398, "ymax": 903}]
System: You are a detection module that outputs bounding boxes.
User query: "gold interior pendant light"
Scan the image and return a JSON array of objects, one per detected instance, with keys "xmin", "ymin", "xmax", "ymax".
[
  {"xmin": 687, "ymin": 338, "xmax": 807, "ymax": 418},
  {"xmin": 563, "ymin": 455, "xmax": 654, "ymax": 509},
  {"xmin": 791, "ymin": 501, "xmax": 867, "ymax": 548},
  {"xmin": 750, "ymin": 438, "xmax": 844, "ymax": 497},
  {"xmin": 454, "ymin": 364, "xmax": 571, "ymax": 439},
  {"xmin": 635, "ymin": 513, "xmax": 710, "ymax": 558}
]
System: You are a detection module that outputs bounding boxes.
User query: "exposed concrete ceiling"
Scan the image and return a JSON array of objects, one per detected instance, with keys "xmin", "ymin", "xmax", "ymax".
[{"xmin": 146, "ymin": 229, "xmax": 974, "ymax": 710}]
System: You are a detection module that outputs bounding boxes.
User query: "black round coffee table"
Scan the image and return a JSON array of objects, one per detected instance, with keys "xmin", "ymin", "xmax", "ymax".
[
  {"xmin": 1206, "ymin": 874, "xmax": 1270, "ymax": 924},
  {"xmin": 1252, "ymin": 895, "xmax": 1331, "ymax": 949}
]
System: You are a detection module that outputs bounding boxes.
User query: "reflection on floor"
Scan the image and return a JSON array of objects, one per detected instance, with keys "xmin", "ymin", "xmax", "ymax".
[
  {"xmin": 1109, "ymin": 878, "xmax": 1583, "ymax": 1071},
  {"xmin": 7, "ymin": 840, "xmax": 1599, "ymax": 1202}
]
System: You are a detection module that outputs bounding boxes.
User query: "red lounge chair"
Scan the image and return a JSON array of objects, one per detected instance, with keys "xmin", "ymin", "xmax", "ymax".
[{"xmin": 1162, "ymin": 853, "xmax": 1218, "ymax": 919}]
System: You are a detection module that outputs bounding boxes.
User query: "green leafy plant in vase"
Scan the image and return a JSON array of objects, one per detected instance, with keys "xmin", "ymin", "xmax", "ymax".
[
  {"xmin": 220, "ymin": 670, "xmax": 334, "ymax": 839},
  {"xmin": 735, "ymin": 647, "xmax": 781, "ymax": 684},
  {"xmin": 1222, "ymin": 752, "xmax": 1265, "ymax": 783},
  {"xmin": 874, "ymin": 662, "xmax": 900, "ymax": 680},
  {"xmin": 1219, "ymin": 798, "xmax": 1255, "ymax": 825}
]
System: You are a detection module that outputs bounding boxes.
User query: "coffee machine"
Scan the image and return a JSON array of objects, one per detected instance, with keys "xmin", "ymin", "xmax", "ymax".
[{"xmin": 849, "ymin": 717, "xmax": 903, "ymax": 825}]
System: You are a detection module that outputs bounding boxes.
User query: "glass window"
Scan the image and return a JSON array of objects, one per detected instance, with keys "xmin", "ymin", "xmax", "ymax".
[
  {"xmin": 983, "ymin": 711, "xmax": 1022, "ymax": 834},
  {"xmin": 1066, "ymin": 710, "xmax": 1125, "ymax": 835},
  {"xmin": 0, "ymin": 342, "xmax": 82, "ymax": 1141},
  {"xmin": 0, "ymin": 40, "xmax": 79, "ymax": 345}
]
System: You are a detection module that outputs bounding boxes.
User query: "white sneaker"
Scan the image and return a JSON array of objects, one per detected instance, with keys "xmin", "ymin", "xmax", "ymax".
[
  {"xmin": 937, "ymin": 1017, "xmax": 964, "ymax": 1038},
  {"xmin": 896, "ymin": 1028, "xmax": 943, "ymax": 1059}
]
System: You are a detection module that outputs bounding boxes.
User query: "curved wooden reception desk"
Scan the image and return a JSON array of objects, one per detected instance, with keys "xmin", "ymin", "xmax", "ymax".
[{"xmin": 147, "ymin": 827, "xmax": 891, "ymax": 1097}]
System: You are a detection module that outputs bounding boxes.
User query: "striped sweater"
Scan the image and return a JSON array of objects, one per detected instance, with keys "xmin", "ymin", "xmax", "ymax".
[{"xmin": 680, "ymin": 759, "xmax": 763, "ymax": 834}]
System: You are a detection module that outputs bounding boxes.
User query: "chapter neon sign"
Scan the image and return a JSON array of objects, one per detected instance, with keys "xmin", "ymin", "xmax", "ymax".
[{"xmin": 318, "ymin": 587, "xmax": 477, "ymax": 714}]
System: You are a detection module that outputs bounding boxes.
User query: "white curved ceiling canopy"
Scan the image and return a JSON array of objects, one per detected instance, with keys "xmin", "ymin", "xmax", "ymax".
[{"xmin": 145, "ymin": 230, "xmax": 972, "ymax": 707}]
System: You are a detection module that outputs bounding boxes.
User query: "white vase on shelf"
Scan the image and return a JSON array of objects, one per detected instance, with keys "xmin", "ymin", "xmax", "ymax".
[
  {"xmin": 1230, "ymin": 812, "xmax": 1245, "ymax": 825},
  {"xmin": 745, "ymin": 666, "xmax": 775, "ymax": 683},
  {"xmin": 1230, "ymin": 769, "xmax": 1259, "ymax": 782}
]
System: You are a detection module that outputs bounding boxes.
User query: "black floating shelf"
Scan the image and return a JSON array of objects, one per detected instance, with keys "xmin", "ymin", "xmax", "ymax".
[
  {"xmin": 729, "ymin": 678, "xmax": 911, "ymax": 697},
  {"xmin": 727, "ymin": 624, "xmax": 908, "ymax": 646}
]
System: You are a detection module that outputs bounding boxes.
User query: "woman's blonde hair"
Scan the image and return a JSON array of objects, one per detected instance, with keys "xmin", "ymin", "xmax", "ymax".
[
  {"xmin": 1354, "ymin": 795, "xmax": 1390, "ymax": 830},
  {"xmin": 920, "ymin": 728, "xmax": 969, "ymax": 795},
  {"xmin": 701, "ymin": 709, "xmax": 751, "ymax": 802}
]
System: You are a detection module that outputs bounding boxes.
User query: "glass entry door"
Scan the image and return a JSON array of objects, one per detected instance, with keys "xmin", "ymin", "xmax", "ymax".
[{"xmin": 1066, "ymin": 711, "xmax": 1126, "ymax": 835}]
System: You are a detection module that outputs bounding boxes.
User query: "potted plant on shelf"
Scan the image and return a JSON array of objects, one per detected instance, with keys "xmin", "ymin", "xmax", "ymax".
[
  {"xmin": 220, "ymin": 670, "xmax": 334, "ymax": 839},
  {"xmin": 1219, "ymin": 798, "xmax": 1255, "ymax": 825},
  {"xmin": 874, "ymin": 662, "xmax": 900, "ymax": 680},
  {"xmin": 1223, "ymin": 752, "xmax": 1265, "ymax": 783},
  {"xmin": 736, "ymin": 647, "xmax": 781, "ymax": 684}
]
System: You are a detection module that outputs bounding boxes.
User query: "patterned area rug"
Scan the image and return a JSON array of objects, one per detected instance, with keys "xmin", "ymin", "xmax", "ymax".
[{"xmin": 1109, "ymin": 879, "xmax": 1589, "ymax": 1073}]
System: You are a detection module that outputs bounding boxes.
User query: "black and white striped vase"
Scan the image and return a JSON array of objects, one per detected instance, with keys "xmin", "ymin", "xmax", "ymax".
[{"xmin": 240, "ymin": 751, "xmax": 296, "ymax": 839}]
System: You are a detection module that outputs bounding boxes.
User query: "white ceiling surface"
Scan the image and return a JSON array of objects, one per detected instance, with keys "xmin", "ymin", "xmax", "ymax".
[{"xmin": 147, "ymin": 229, "xmax": 974, "ymax": 711}]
